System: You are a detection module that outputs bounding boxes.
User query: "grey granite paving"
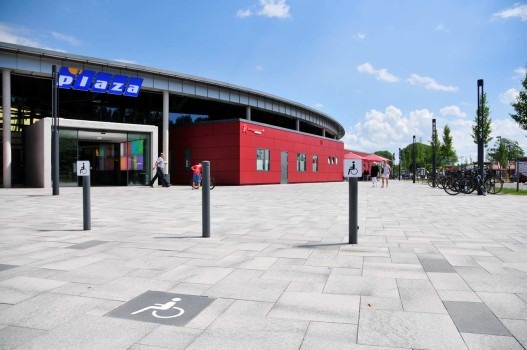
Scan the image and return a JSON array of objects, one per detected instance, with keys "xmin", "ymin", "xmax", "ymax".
[
  {"xmin": 444, "ymin": 301, "xmax": 512, "ymax": 336},
  {"xmin": 0, "ymin": 181, "xmax": 526, "ymax": 349}
]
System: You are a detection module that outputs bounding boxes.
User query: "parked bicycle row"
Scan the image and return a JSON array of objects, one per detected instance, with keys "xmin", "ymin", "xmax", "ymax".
[{"xmin": 426, "ymin": 169, "xmax": 503, "ymax": 196}]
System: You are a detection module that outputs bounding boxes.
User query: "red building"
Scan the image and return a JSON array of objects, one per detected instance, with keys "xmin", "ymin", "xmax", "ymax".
[
  {"xmin": 1, "ymin": 43, "xmax": 347, "ymax": 188},
  {"xmin": 171, "ymin": 120, "xmax": 345, "ymax": 185}
]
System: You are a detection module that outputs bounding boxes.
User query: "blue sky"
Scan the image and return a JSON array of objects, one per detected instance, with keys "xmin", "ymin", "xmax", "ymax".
[{"xmin": 1, "ymin": 0, "xmax": 526, "ymax": 161}]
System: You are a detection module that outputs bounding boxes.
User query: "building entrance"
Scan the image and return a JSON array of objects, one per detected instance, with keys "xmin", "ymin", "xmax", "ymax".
[{"xmin": 59, "ymin": 128, "xmax": 151, "ymax": 187}]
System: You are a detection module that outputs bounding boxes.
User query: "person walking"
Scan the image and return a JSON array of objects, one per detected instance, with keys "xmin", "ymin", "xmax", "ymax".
[
  {"xmin": 370, "ymin": 163, "xmax": 380, "ymax": 187},
  {"xmin": 149, "ymin": 153, "xmax": 170, "ymax": 188},
  {"xmin": 381, "ymin": 160, "xmax": 391, "ymax": 188}
]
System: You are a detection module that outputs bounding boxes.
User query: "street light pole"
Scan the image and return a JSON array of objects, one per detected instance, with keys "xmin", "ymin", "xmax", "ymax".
[
  {"xmin": 52, "ymin": 65, "xmax": 59, "ymax": 195},
  {"xmin": 392, "ymin": 152, "xmax": 395, "ymax": 179},
  {"xmin": 412, "ymin": 135, "xmax": 416, "ymax": 184},
  {"xmin": 398, "ymin": 148, "xmax": 401, "ymax": 181},
  {"xmin": 477, "ymin": 79, "xmax": 484, "ymax": 195},
  {"xmin": 507, "ymin": 144, "xmax": 512, "ymax": 181},
  {"xmin": 432, "ymin": 119, "xmax": 437, "ymax": 187},
  {"xmin": 497, "ymin": 136, "xmax": 502, "ymax": 175}
]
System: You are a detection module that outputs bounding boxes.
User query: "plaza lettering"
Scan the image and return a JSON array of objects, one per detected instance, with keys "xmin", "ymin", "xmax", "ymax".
[{"xmin": 58, "ymin": 67, "xmax": 143, "ymax": 97}]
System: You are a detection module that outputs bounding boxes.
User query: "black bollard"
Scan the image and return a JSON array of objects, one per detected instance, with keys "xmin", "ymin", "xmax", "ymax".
[{"xmin": 202, "ymin": 161, "xmax": 210, "ymax": 237}]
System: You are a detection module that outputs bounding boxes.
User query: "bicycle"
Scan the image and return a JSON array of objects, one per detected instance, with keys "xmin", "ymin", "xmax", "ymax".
[
  {"xmin": 191, "ymin": 174, "xmax": 215, "ymax": 190},
  {"xmin": 484, "ymin": 174, "xmax": 503, "ymax": 194}
]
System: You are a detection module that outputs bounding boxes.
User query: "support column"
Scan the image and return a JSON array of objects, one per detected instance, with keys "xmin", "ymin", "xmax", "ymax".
[
  {"xmin": 295, "ymin": 119, "xmax": 300, "ymax": 131},
  {"xmin": 162, "ymin": 90, "xmax": 169, "ymax": 175},
  {"xmin": 246, "ymin": 106, "xmax": 251, "ymax": 121},
  {"xmin": 2, "ymin": 69, "xmax": 12, "ymax": 188}
]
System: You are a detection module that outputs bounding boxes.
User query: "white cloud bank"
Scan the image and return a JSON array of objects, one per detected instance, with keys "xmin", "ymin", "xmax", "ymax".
[
  {"xmin": 357, "ymin": 63, "xmax": 399, "ymax": 82},
  {"xmin": 500, "ymin": 88, "xmax": 519, "ymax": 104},
  {"xmin": 493, "ymin": 4, "xmax": 527, "ymax": 21},
  {"xmin": 343, "ymin": 106, "xmax": 434, "ymax": 152},
  {"xmin": 440, "ymin": 105, "xmax": 467, "ymax": 118},
  {"xmin": 407, "ymin": 74, "xmax": 459, "ymax": 92},
  {"xmin": 0, "ymin": 22, "xmax": 39, "ymax": 47},
  {"xmin": 237, "ymin": 0, "xmax": 291, "ymax": 19}
]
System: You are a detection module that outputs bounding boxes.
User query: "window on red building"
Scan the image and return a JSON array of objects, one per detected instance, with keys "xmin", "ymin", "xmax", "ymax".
[
  {"xmin": 257, "ymin": 149, "xmax": 270, "ymax": 171},
  {"xmin": 297, "ymin": 153, "xmax": 307, "ymax": 172},
  {"xmin": 313, "ymin": 155, "xmax": 318, "ymax": 172}
]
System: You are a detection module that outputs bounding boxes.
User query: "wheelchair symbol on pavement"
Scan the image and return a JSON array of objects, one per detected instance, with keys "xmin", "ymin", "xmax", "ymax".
[{"xmin": 131, "ymin": 297, "xmax": 185, "ymax": 319}]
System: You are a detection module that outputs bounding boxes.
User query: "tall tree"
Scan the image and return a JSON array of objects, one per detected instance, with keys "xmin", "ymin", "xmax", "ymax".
[
  {"xmin": 374, "ymin": 150, "xmax": 393, "ymax": 160},
  {"xmin": 510, "ymin": 68, "xmax": 527, "ymax": 131},
  {"xmin": 472, "ymin": 92, "xmax": 493, "ymax": 147},
  {"xmin": 487, "ymin": 138, "xmax": 525, "ymax": 167},
  {"xmin": 486, "ymin": 138, "xmax": 508, "ymax": 168},
  {"xmin": 440, "ymin": 125, "xmax": 458, "ymax": 166}
]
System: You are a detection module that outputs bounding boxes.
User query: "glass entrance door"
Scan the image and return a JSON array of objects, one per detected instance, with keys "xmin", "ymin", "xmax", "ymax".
[
  {"xmin": 58, "ymin": 128, "xmax": 151, "ymax": 186},
  {"xmin": 59, "ymin": 129, "xmax": 79, "ymax": 187}
]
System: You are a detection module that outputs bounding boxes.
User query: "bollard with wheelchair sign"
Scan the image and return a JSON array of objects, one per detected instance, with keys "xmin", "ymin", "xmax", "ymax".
[
  {"xmin": 77, "ymin": 160, "xmax": 91, "ymax": 230},
  {"xmin": 344, "ymin": 159, "xmax": 361, "ymax": 244}
]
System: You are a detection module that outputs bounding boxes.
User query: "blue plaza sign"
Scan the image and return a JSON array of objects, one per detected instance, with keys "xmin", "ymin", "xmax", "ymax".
[{"xmin": 58, "ymin": 67, "xmax": 143, "ymax": 97}]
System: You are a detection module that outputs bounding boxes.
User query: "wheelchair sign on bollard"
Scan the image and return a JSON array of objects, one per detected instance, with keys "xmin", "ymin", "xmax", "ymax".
[
  {"xmin": 344, "ymin": 159, "xmax": 361, "ymax": 244},
  {"xmin": 77, "ymin": 160, "xmax": 91, "ymax": 230}
]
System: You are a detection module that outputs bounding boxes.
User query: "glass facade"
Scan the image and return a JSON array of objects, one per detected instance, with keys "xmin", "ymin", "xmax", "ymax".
[
  {"xmin": 1, "ymin": 74, "xmax": 158, "ymax": 186},
  {"xmin": 58, "ymin": 128, "xmax": 151, "ymax": 186}
]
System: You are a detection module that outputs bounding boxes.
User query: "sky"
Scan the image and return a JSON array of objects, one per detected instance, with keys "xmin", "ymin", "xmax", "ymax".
[{"xmin": 1, "ymin": 0, "xmax": 527, "ymax": 162}]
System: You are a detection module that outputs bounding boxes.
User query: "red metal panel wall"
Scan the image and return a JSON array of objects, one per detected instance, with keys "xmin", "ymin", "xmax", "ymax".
[
  {"xmin": 169, "ymin": 120, "xmax": 344, "ymax": 185},
  {"xmin": 239, "ymin": 121, "xmax": 344, "ymax": 185},
  {"xmin": 169, "ymin": 122, "xmax": 241, "ymax": 185}
]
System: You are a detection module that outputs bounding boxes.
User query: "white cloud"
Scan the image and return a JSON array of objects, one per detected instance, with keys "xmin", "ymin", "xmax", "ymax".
[
  {"xmin": 258, "ymin": 0, "xmax": 291, "ymax": 19},
  {"xmin": 500, "ymin": 88, "xmax": 519, "ymax": 104},
  {"xmin": 491, "ymin": 119, "xmax": 527, "ymax": 150},
  {"xmin": 314, "ymin": 102, "xmax": 323, "ymax": 109},
  {"xmin": 114, "ymin": 58, "xmax": 137, "ymax": 64},
  {"xmin": 440, "ymin": 105, "xmax": 467, "ymax": 118},
  {"xmin": 353, "ymin": 32, "xmax": 366, "ymax": 39},
  {"xmin": 514, "ymin": 67, "xmax": 527, "ymax": 79},
  {"xmin": 493, "ymin": 4, "xmax": 527, "ymax": 21},
  {"xmin": 344, "ymin": 105, "xmax": 526, "ymax": 162},
  {"xmin": 407, "ymin": 74, "xmax": 459, "ymax": 92},
  {"xmin": 51, "ymin": 31, "xmax": 80, "ymax": 45},
  {"xmin": 0, "ymin": 22, "xmax": 40, "ymax": 47},
  {"xmin": 357, "ymin": 63, "xmax": 399, "ymax": 82},
  {"xmin": 343, "ymin": 105, "xmax": 433, "ymax": 152},
  {"xmin": 435, "ymin": 24, "xmax": 449, "ymax": 32},
  {"xmin": 236, "ymin": 9, "xmax": 252, "ymax": 18}
]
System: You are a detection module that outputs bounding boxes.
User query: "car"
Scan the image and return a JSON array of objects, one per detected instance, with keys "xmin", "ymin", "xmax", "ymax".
[{"xmin": 510, "ymin": 173, "xmax": 527, "ymax": 183}]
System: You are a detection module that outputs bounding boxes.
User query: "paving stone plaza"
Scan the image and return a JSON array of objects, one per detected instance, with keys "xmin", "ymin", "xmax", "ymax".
[{"xmin": 0, "ymin": 181, "xmax": 526, "ymax": 349}]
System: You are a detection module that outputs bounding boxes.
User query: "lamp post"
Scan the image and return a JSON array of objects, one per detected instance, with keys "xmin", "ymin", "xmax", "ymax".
[
  {"xmin": 412, "ymin": 135, "xmax": 416, "ymax": 184},
  {"xmin": 507, "ymin": 144, "xmax": 512, "ymax": 181},
  {"xmin": 432, "ymin": 119, "xmax": 437, "ymax": 187},
  {"xmin": 497, "ymin": 136, "xmax": 502, "ymax": 175},
  {"xmin": 392, "ymin": 152, "xmax": 395, "ymax": 179},
  {"xmin": 477, "ymin": 79, "xmax": 484, "ymax": 195},
  {"xmin": 52, "ymin": 65, "xmax": 59, "ymax": 195},
  {"xmin": 398, "ymin": 148, "xmax": 401, "ymax": 181}
]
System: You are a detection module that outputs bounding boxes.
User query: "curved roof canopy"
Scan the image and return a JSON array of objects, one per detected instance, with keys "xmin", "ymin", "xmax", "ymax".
[{"xmin": 0, "ymin": 42, "xmax": 345, "ymax": 139}]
